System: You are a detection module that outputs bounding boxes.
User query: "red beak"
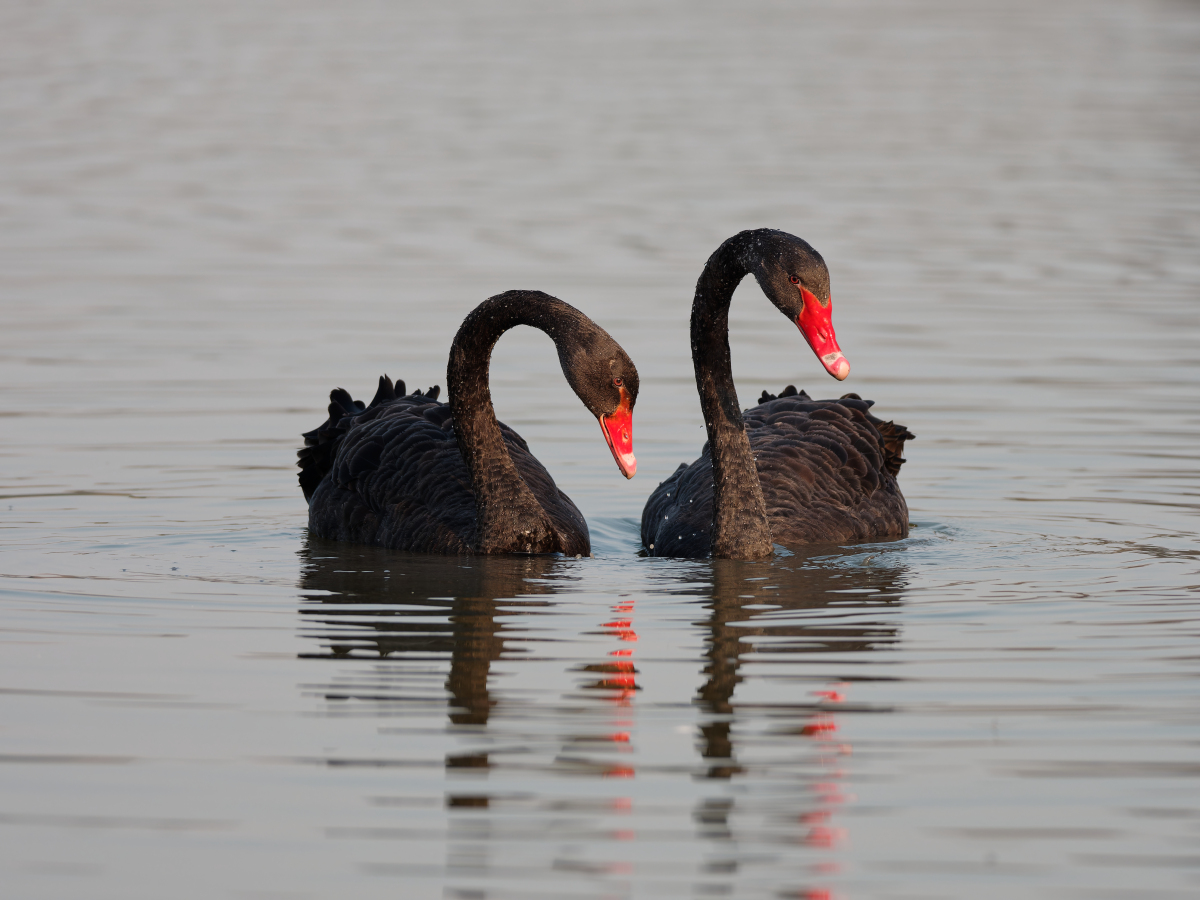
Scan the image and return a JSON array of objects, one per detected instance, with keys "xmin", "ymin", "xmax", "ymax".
[
  {"xmin": 599, "ymin": 388, "xmax": 636, "ymax": 479},
  {"xmin": 796, "ymin": 287, "xmax": 850, "ymax": 381}
]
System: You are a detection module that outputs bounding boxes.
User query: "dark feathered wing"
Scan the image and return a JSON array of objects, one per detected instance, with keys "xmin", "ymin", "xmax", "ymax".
[
  {"xmin": 299, "ymin": 376, "xmax": 588, "ymax": 554},
  {"xmin": 298, "ymin": 375, "xmax": 403, "ymax": 503},
  {"xmin": 642, "ymin": 387, "xmax": 913, "ymax": 557}
]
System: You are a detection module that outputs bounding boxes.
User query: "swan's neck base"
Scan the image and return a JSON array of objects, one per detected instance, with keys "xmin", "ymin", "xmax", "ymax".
[
  {"xmin": 474, "ymin": 490, "xmax": 561, "ymax": 556},
  {"xmin": 709, "ymin": 424, "xmax": 773, "ymax": 560}
]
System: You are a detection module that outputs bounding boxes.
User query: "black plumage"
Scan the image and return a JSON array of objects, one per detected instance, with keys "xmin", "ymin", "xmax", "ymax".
[
  {"xmin": 642, "ymin": 230, "xmax": 913, "ymax": 560},
  {"xmin": 299, "ymin": 291, "xmax": 639, "ymax": 556},
  {"xmin": 642, "ymin": 387, "xmax": 913, "ymax": 558}
]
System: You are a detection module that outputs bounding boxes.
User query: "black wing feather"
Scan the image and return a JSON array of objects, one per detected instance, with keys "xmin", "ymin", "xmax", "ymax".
[
  {"xmin": 300, "ymin": 378, "xmax": 588, "ymax": 555},
  {"xmin": 642, "ymin": 389, "xmax": 913, "ymax": 556}
]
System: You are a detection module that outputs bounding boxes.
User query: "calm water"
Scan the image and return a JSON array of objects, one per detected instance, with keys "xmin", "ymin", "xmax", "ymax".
[{"xmin": 2, "ymin": 1, "xmax": 1199, "ymax": 898}]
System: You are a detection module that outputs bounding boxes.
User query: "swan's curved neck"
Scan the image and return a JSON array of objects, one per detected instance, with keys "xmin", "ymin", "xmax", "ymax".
[
  {"xmin": 447, "ymin": 292, "xmax": 575, "ymax": 554},
  {"xmin": 691, "ymin": 234, "xmax": 774, "ymax": 560}
]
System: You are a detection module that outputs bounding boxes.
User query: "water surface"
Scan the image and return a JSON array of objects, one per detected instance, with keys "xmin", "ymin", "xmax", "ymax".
[{"xmin": 2, "ymin": 1, "xmax": 1199, "ymax": 898}]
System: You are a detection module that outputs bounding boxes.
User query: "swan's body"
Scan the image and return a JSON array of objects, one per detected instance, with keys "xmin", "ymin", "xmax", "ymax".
[
  {"xmin": 300, "ymin": 291, "xmax": 638, "ymax": 555},
  {"xmin": 301, "ymin": 383, "xmax": 592, "ymax": 554},
  {"xmin": 642, "ymin": 386, "xmax": 912, "ymax": 557},
  {"xmin": 641, "ymin": 230, "xmax": 912, "ymax": 560}
]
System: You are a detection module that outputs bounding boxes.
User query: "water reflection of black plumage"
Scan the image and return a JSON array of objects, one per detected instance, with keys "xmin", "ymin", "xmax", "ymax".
[
  {"xmin": 299, "ymin": 536, "xmax": 907, "ymax": 753},
  {"xmin": 298, "ymin": 536, "xmax": 564, "ymax": 725},
  {"xmin": 682, "ymin": 552, "xmax": 908, "ymax": 780},
  {"xmin": 298, "ymin": 535, "xmax": 908, "ymax": 870}
]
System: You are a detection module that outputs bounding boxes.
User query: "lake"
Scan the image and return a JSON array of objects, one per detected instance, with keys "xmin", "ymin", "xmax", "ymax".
[{"xmin": 2, "ymin": 1, "xmax": 1198, "ymax": 898}]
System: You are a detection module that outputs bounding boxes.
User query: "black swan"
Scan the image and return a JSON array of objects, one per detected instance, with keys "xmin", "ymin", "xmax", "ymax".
[
  {"xmin": 641, "ymin": 229, "xmax": 913, "ymax": 560},
  {"xmin": 299, "ymin": 290, "xmax": 639, "ymax": 555}
]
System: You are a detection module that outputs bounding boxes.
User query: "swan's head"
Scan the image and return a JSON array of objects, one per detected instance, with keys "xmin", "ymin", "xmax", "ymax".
[
  {"xmin": 744, "ymin": 230, "xmax": 850, "ymax": 381},
  {"xmin": 598, "ymin": 363, "xmax": 638, "ymax": 480},
  {"xmin": 559, "ymin": 325, "xmax": 640, "ymax": 480}
]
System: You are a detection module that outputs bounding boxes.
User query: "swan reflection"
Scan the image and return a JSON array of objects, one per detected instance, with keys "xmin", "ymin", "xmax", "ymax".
[
  {"xmin": 691, "ymin": 554, "xmax": 906, "ymax": 779},
  {"xmin": 672, "ymin": 551, "xmax": 908, "ymax": 869},
  {"xmin": 297, "ymin": 536, "xmax": 908, "ymax": 891},
  {"xmin": 299, "ymin": 536, "xmax": 563, "ymax": 730}
]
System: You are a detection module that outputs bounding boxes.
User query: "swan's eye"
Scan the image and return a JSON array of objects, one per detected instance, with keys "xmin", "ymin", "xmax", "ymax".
[
  {"xmin": 613, "ymin": 377, "xmax": 623, "ymax": 387},
  {"xmin": 789, "ymin": 275, "xmax": 800, "ymax": 285}
]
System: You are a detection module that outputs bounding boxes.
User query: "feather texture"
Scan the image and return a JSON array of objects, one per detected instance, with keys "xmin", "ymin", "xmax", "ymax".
[
  {"xmin": 301, "ymin": 381, "xmax": 588, "ymax": 554},
  {"xmin": 298, "ymin": 291, "xmax": 639, "ymax": 556},
  {"xmin": 642, "ymin": 388, "xmax": 912, "ymax": 556}
]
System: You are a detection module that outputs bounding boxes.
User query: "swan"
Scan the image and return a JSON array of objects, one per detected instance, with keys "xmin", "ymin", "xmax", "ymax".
[
  {"xmin": 299, "ymin": 290, "xmax": 639, "ymax": 555},
  {"xmin": 641, "ymin": 229, "xmax": 913, "ymax": 560}
]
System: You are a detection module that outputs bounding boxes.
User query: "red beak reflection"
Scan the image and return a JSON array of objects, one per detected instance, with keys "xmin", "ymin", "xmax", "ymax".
[
  {"xmin": 599, "ymin": 388, "xmax": 636, "ymax": 479},
  {"xmin": 797, "ymin": 287, "xmax": 850, "ymax": 381}
]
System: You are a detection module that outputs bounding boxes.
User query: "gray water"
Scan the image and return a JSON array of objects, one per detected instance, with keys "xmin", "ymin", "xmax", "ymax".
[{"xmin": 2, "ymin": 1, "xmax": 1199, "ymax": 898}]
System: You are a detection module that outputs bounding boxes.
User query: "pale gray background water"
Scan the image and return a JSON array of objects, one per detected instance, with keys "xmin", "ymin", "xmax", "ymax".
[{"xmin": 2, "ymin": 1, "xmax": 1198, "ymax": 898}]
